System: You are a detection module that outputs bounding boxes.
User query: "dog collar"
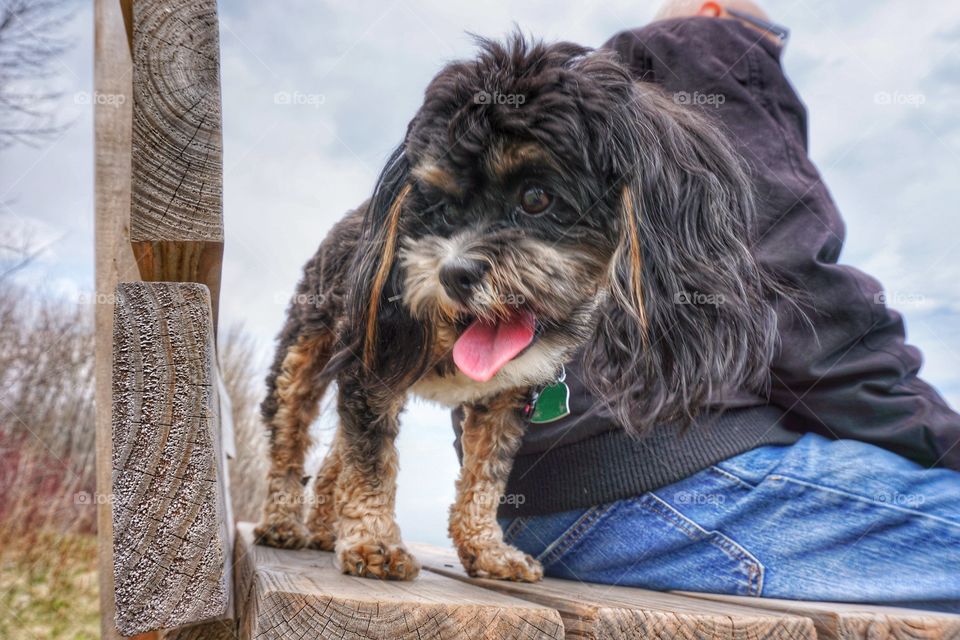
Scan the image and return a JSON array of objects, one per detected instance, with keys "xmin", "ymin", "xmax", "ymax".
[{"xmin": 523, "ymin": 365, "xmax": 571, "ymax": 424}]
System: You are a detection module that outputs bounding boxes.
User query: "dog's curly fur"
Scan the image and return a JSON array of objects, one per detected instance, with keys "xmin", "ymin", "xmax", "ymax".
[{"xmin": 255, "ymin": 34, "xmax": 778, "ymax": 582}]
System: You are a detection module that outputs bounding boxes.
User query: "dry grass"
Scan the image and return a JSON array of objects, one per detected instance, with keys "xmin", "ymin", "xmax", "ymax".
[
  {"xmin": 0, "ymin": 282, "xmax": 99, "ymax": 639},
  {"xmin": 221, "ymin": 323, "xmax": 269, "ymax": 523},
  {"xmin": 0, "ymin": 530, "xmax": 99, "ymax": 640},
  {"xmin": 0, "ymin": 283, "xmax": 97, "ymax": 537}
]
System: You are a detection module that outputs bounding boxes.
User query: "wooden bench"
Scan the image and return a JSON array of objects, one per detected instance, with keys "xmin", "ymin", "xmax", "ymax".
[{"xmin": 93, "ymin": 0, "xmax": 960, "ymax": 638}]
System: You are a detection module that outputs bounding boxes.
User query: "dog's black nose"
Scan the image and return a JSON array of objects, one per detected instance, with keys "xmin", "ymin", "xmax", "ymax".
[{"xmin": 439, "ymin": 258, "xmax": 488, "ymax": 304}]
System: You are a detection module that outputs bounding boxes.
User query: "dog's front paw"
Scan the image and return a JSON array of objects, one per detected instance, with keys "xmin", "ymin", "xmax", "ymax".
[
  {"xmin": 460, "ymin": 544, "xmax": 543, "ymax": 582},
  {"xmin": 337, "ymin": 540, "xmax": 420, "ymax": 580},
  {"xmin": 306, "ymin": 529, "xmax": 336, "ymax": 552},
  {"xmin": 254, "ymin": 519, "xmax": 310, "ymax": 549}
]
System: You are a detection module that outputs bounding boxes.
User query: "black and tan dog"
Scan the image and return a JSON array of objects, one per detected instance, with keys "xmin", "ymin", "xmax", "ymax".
[{"xmin": 255, "ymin": 34, "xmax": 777, "ymax": 582}]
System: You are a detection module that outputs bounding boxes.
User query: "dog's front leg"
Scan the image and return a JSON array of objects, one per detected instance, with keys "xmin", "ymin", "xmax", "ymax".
[
  {"xmin": 334, "ymin": 370, "xmax": 419, "ymax": 580},
  {"xmin": 449, "ymin": 391, "xmax": 543, "ymax": 582}
]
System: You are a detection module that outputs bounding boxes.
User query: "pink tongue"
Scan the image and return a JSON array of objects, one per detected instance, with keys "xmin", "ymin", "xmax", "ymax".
[{"xmin": 453, "ymin": 310, "xmax": 536, "ymax": 382}]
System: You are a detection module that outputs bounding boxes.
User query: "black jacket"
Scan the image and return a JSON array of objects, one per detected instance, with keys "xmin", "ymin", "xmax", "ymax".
[{"xmin": 458, "ymin": 18, "xmax": 960, "ymax": 517}]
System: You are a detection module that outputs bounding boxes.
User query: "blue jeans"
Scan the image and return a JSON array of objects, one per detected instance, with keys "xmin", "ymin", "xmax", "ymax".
[{"xmin": 500, "ymin": 434, "xmax": 960, "ymax": 612}]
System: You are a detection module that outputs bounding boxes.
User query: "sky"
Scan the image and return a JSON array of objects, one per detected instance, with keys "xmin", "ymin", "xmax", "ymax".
[{"xmin": 1, "ymin": 0, "xmax": 959, "ymax": 545}]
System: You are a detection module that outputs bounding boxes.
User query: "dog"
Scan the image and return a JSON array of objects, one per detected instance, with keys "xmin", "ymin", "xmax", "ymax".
[{"xmin": 254, "ymin": 34, "xmax": 777, "ymax": 582}]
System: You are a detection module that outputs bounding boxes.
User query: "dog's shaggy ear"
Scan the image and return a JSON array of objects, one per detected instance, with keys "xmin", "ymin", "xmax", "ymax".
[
  {"xmin": 583, "ymin": 87, "xmax": 778, "ymax": 435},
  {"xmin": 327, "ymin": 145, "xmax": 433, "ymax": 388}
]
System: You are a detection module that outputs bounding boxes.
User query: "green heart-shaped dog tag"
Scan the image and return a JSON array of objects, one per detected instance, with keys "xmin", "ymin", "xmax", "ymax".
[{"xmin": 530, "ymin": 380, "xmax": 570, "ymax": 424}]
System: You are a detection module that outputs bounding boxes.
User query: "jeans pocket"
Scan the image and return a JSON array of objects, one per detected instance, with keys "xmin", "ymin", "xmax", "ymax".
[
  {"xmin": 501, "ymin": 516, "xmax": 527, "ymax": 544},
  {"xmin": 538, "ymin": 493, "xmax": 765, "ymax": 596},
  {"xmin": 640, "ymin": 494, "xmax": 765, "ymax": 595},
  {"xmin": 500, "ymin": 506, "xmax": 609, "ymax": 561}
]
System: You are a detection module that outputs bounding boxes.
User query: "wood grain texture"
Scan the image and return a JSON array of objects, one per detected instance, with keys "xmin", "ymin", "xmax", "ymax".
[
  {"xmin": 684, "ymin": 592, "xmax": 960, "ymax": 640},
  {"xmin": 95, "ymin": 0, "xmax": 141, "ymax": 637},
  {"xmin": 412, "ymin": 543, "xmax": 815, "ymax": 640},
  {"xmin": 131, "ymin": 240, "xmax": 223, "ymax": 326},
  {"xmin": 130, "ymin": 0, "xmax": 223, "ymax": 243},
  {"xmin": 235, "ymin": 523, "xmax": 565, "ymax": 640},
  {"xmin": 130, "ymin": 0, "xmax": 224, "ymax": 323},
  {"xmin": 112, "ymin": 283, "xmax": 231, "ymax": 636}
]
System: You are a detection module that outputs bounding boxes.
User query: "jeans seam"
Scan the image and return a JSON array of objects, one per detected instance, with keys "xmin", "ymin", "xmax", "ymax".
[
  {"xmin": 502, "ymin": 516, "xmax": 527, "ymax": 543},
  {"xmin": 642, "ymin": 493, "xmax": 765, "ymax": 596},
  {"xmin": 537, "ymin": 504, "xmax": 614, "ymax": 567},
  {"xmin": 709, "ymin": 464, "xmax": 759, "ymax": 489},
  {"xmin": 767, "ymin": 474, "xmax": 960, "ymax": 530}
]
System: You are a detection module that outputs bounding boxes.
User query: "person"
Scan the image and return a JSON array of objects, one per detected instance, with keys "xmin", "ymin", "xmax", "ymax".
[{"xmin": 456, "ymin": 0, "xmax": 960, "ymax": 612}]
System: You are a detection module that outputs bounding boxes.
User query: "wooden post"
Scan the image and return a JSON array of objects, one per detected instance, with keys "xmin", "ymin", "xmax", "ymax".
[
  {"xmin": 94, "ymin": 0, "xmax": 140, "ymax": 637},
  {"xmin": 128, "ymin": 0, "xmax": 224, "ymax": 326},
  {"xmin": 112, "ymin": 283, "xmax": 232, "ymax": 636},
  {"xmin": 100, "ymin": 0, "xmax": 229, "ymax": 636}
]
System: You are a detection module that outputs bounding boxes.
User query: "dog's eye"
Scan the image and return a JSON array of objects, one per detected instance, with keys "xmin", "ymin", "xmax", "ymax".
[
  {"xmin": 440, "ymin": 203, "xmax": 456, "ymax": 226},
  {"xmin": 518, "ymin": 184, "xmax": 553, "ymax": 215}
]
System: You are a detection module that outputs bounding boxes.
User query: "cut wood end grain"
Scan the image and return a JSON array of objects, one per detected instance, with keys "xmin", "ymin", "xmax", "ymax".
[
  {"xmin": 112, "ymin": 282, "xmax": 231, "ymax": 636},
  {"xmin": 130, "ymin": 0, "xmax": 224, "ymax": 243}
]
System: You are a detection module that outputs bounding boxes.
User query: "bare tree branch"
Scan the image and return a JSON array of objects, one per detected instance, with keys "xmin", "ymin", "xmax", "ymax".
[{"xmin": 0, "ymin": 0, "xmax": 75, "ymax": 149}]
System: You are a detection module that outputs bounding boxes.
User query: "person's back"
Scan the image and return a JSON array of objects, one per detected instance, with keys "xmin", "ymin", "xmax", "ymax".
[{"xmin": 456, "ymin": 1, "xmax": 960, "ymax": 612}]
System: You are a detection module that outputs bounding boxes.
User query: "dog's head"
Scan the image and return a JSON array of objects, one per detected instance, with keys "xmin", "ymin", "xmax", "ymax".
[{"xmin": 343, "ymin": 34, "xmax": 777, "ymax": 431}]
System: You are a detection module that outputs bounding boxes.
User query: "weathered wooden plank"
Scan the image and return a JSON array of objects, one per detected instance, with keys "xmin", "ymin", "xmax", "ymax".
[
  {"xmin": 412, "ymin": 543, "xmax": 816, "ymax": 640},
  {"xmin": 683, "ymin": 592, "xmax": 960, "ymax": 640},
  {"xmin": 112, "ymin": 282, "xmax": 232, "ymax": 636},
  {"xmin": 95, "ymin": 0, "xmax": 141, "ymax": 638},
  {"xmin": 130, "ymin": 0, "xmax": 224, "ymax": 324},
  {"xmin": 235, "ymin": 523, "xmax": 565, "ymax": 640},
  {"xmin": 160, "ymin": 620, "xmax": 237, "ymax": 640}
]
